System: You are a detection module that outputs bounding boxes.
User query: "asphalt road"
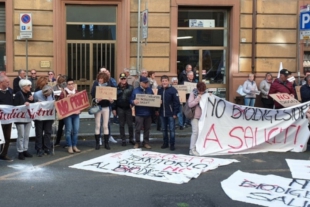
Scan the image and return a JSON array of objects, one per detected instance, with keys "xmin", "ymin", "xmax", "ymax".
[{"xmin": 0, "ymin": 137, "xmax": 310, "ymax": 207}]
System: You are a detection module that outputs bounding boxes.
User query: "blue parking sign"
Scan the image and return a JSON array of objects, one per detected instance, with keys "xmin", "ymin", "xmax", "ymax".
[{"xmin": 300, "ymin": 11, "xmax": 310, "ymax": 30}]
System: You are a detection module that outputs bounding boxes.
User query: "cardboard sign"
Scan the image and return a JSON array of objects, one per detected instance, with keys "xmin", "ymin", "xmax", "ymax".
[
  {"xmin": 173, "ymin": 85, "xmax": 188, "ymax": 92},
  {"xmin": 184, "ymin": 82, "xmax": 197, "ymax": 93},
  {"xmin": 178, "ymin": 90, "xmax": 186, "ymax": 103},
  {"xmin": 152, "ymin": 89, "xmax": 158, "ymax": 95},
  {"xmin": 54, "ymin": 90, "xmax": 90, "ymax": 120},
  {"xmin": 135, "ymin": 94, "xmax": 161, "ymax": 107},
  {"xmin": 295, "ymin": 85, "xmax": 302, "ymax": 101},
  {"xmin": 48, "ymin": 82, "xmax": 57, "ymax": 87},
  {"xmin": 269, "ymin": 93, "xmax": 300, "ymax": 107},
  {"xmin": 95, "ymin": 86, "xmax": 117, "ymax": 100}
]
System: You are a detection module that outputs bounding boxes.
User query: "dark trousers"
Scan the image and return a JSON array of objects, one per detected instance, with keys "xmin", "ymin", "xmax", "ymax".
[
  {"xmin": 160, "ymin": 116, "xmax": 176, "ymax": 146},
  {"xmin": 35, "ymin": 120, "xmax": 53, "ymax": 151},
  {"xmin": 261, "ymin": 98, "xmax": 274, "ymax": 109},
  {"xmin": 135, "ymin": 116, "xmax": 151, "ymax": 144},
  {"xmin": 117, "ymin": 107, "xmax": 133, "ymax": 141},
  {"xmin": 55, "ymin": 119, "xmax": 65, "ymax": 144},
  {"xmin": 0, "ymin": 124, "xmax": 12, "ymax": 157}
]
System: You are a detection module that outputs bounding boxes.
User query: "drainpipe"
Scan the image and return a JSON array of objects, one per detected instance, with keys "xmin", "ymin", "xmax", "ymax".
[{"xmin": 251, "ymin": 0, "xmax": 257, "ymax": 74}]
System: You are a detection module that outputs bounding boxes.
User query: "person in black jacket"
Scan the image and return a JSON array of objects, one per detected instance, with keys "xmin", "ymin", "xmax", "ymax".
[
  {"xmin": 13, "ymin": 79, "xmax": 34, "ymax": 160},
  {"xmin": 157, "ymin": 75, "xmax": 180, "ymax": 151},
  {"xmin": 301, "ymin": 75, "xmax": 310, "ymax": 103},
  {"xmin": 13, "ymin": 69, "xmax": 26, "ymax": 94},
  {"xmin": 112, "ymin": 73, "xmax": 135, "ymax": 146},
  {"xmin": 0, "ymin": 75, "xmax": 14, "ymax": 161},
  {"xmin": 91, "ymin": 72, "xmax": 114, "ymax": 150}
]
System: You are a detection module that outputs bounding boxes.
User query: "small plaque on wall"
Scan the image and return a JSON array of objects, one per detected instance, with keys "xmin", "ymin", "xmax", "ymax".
[{"xmin": 40, "ymin": 61, "xmax": 51, "ymax": 68}]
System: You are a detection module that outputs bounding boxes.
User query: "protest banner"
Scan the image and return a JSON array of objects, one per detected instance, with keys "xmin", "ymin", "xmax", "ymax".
[
  {"xmin": 221, "ymin": 170, "xmax": 310, "ymax": 207},
  {"xmin": 54, "ymin": 90, "xmax": 89, "ymax": 120},
  {"xmin": 136, "ymin": 94, "xmax": 161, "ymax": 107},
  {"xmin": 270, "ymin": 93, "xmax": 300, "ymax": 108},
  {"xmin": 0, "ymin": 121, "xmax": 4, "ymax": 144},
  {"xmin": 184, "ymin": 82, "xmax": 197, "ymax": 93},
  {"xmin": 95, "ymin": 86, "xmax": 117, "ymax": 100},
  {"xmin": 0, "ymin": 101, "xmax": 55, "ymax": 124},
  {"xmin": 70, "ymin": 149, "xmax": 238, "ymax": 184},
  {"xmin": 195, "ymin": 94, "xmax": 310, "ymax": 155},
  {"xmin": 178, "ymin": 90, "xmax": 186, "ymax": 103},
  {"xmin": 173, "ymin": 85, "xmax": 188, "ymax": 92},
  {"xmin": 286, "ymin": 159, "xmax": 310, "ymax": 180}
]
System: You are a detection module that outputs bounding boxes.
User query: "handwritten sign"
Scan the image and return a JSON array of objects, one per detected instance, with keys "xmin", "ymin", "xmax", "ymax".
[
  {"xmin": 95, "ymin": 86, "xmax": 117, "ymax": 100},
  {"xmin": 184, "ymin": 82, "xmax": 197, "ymax": 93},
  {"xmin": 178, "ymin": 90, "xmax": 186, "ymax": 103},
  {"xmin": 222, "ymin": 170, "xmax": 310, "ymax": 207},
  {"xmin": 173, "ymin": 85, "xmax": 188, "ymax": 92},
  {"xmin": 70, "ymin": 149, "xmax": 238, "ymax": 184},
  {"xmin": 54, "ymin": 90, "xmax": 90, "ymax": 120},
  {"xmin": 0, "ymin": 121, "xmax": 5, "ymax": 144},
  {"xmin": 286, "ymin": 159, "xmax": 310, "ymax": 180},
  {"xmin": 136, "ymin": 94, "xmax": 161, "ymax": 107},
  {"xmin": 195, "ymin": 95, "xmax": 310, "ymax": 155},
  {"xmin": 269, "ymin": 93, "xmax": 300, "ymax": 107}
]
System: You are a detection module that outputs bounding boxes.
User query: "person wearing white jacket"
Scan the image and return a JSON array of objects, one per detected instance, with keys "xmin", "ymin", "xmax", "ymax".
[{"xmin": 242, "ymin": 74, "xmax": 258, "ymax": 106}]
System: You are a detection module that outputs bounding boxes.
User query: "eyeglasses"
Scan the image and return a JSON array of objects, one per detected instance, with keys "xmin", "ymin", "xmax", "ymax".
[
  {"xmin": 31, "ymin": 73, "xmax": 36, "ymax": 74},
  {"xmin": 67, "ymin": 83, "xmax": 74, "ymax": 85}
]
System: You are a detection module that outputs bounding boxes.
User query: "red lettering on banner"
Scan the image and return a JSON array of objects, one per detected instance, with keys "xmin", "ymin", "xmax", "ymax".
[
  {"xmin": 56, "ymin": 100, "xmax": 69, "ymax": 116},
  {"xmin": 69, "ymin": 92, "xmax": 88, "ymax": 109},
  {"xmin": 244, "ymin": 126, "xmax": 256, "ymax": 148},
  {"xmin": 228, "ymin": 126, "xmax": 244, "ymax": 149},
  {"xmin": 163, "ymin": 166, "xmax": 190, "ymax": 173},
  {"xmin": 276, "ymin": 94, "xmax": 291, "ymax": 100},
  {"xmin": 203, "ymin": 124, "xmax": 223, "ymax": 149}
]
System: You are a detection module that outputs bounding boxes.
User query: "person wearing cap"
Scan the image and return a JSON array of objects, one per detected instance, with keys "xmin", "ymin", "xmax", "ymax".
[
  {"xmin": 130, "ymin": 76, "xmax": 154, "ymax": 149},
  {"xmin": 13, "ymin": 79, "xmax": 34, "ymax": 160},
  {"xmin": 268, "ymin": 69, "xmax": 296, "ymax": 109},
  {"xmin": 112, "ymin": 73, "xmax": 135, "ymax": 146},
  {"xmin": 242, "ymin": 73, "xmax": 258, "ymax": 107},
  {"xmin": 33, "ymin": 85, "xmax": 55, "ymax": 157}
]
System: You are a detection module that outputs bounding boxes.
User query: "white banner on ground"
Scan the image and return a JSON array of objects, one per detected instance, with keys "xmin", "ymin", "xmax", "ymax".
[
  {"xmin": 69, "ymin": 149, "xmax": 238, "ymax": 184},
  {"xmin": 0, "ymin": 121, "xmax": 5, "ymax": 144},
  {"xmin": 196, "ymin": 95, "xmax": 310, "ymax": 155},
  {"xmin": 286, "ymin": 159, "xmax": 310, "ymax": 180},
  {"xmin": 0, "ymin": 101, "xmax": 55, "ymax": 124},
  {"xmin": 221, "ymin": 170, "xmax": 310, "ymax": 207}
]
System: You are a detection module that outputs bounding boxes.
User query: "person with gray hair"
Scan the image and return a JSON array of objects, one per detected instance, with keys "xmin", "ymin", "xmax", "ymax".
[
  {"xmin": 123, "ymin": 68, "xmax": 136, "ymax": 86},
  {"xmin": 13, "ymin": 69, "xmax": 26, "ymax": 94},
  {"xmin": 13, "ymin": 79, "xmax": 34, "ymax": 160},
  {"xmin": 33, "ymin": 85, "xmax": 55, "ymax": 157},
  {"xmin": 133, "ymin": 69, "xmax": 148, "ymax": 88}
]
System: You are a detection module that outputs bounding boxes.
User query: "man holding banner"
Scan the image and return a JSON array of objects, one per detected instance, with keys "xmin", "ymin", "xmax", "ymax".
[
  {"xmin": 157, "ymin": 75, "xmax": 180, "ymax": 151},
  {"xmin": 130, "ymin": 76, "xmax": 154, "ymax": 149},
  {"xmin": 0, "ymin": 75, "xmax": 14, "ymax": 161}
]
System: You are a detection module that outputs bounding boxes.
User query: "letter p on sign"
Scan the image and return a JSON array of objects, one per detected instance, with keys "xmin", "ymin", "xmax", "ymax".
[{"xmin": 301, "ymin": 12, "xmax": 310, "ymax": 29}]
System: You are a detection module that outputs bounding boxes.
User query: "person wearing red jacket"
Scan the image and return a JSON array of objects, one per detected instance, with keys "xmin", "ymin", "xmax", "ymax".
[{"xmin": 268, "ymin": 69, "xmax": 296, "ymax": 109}]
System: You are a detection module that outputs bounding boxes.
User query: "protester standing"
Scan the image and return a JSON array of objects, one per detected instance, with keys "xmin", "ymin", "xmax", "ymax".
[
  {"xmin": 28, "ymin": 69, "xmax": 38, "ymax": 92},
  {"xmin": 35, "ymin": 76, "xmax": 49, "ymax": 92},
  {"xmin": 188, "ymin": 82, "xmax": 206, "ymax": 156},
  {"xmin": 0, "ymin": 75, "xmax": 14, "ymax": 161},
  {"xmin": 13, "ymin": 79, "xmax": 34, "ymax": 160},
  {"xmin": 157, "ymin": 75, "xmax": 180, "ymax": 151},
  {"xmin": 242, "ymin": 73, "xmax": 258, "ymax": 106},
  {"xmin": 48, "ymin": 71, "xmax": 56, "ymax": 82},
  {"xmin": 259, "ymin": 72, "xmax": 274, "ymax": 109},
  {"xmin": 59, "ymin": 78, "xmax": 81, "ymax": 154},
  {"xmin": 13, "ymin": 69, "xmax": 26, "ymax": 94},
  {"xmin": 300, "ymin": 75, "xmax": 310, "ymax": 103},
  {"xmin": 123, "ymin": 68, "xmax": 135, "ymax": 85},
  {"xmin": 148, "ymin": 71, "xmax": 158, "ymax": 89},
  {"xmin": 112, "ymin": 73, "xmax": 135, "ymax": 146},
  {"xmin": 130, "ymin": 76, "xmax": 154, "ymax": 149},
  {"xmin": 91, "ymin": 72, "xmax": 114, "ymax": 150}
]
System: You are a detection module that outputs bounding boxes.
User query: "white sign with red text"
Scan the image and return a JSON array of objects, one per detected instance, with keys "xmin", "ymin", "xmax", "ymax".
[
  {"xmin": 195, "ymin": 94, "xmax": 310, "ymax": 155},
  {"xmin": 0, "ymin": 101, "xmax": 55, "ymax": 124},
  {"xmin": 286, "ymin": 159, "xmax": 310, "ymax": 180}
]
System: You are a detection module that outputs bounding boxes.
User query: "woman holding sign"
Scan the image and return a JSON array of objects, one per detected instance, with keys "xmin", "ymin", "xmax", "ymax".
[
  {"xmin": 59, "ymin": 78, "xmax": 81, "ymax": 154},
  {"xmin": 91, "ymin": 72, "xmax": 114, "ymax": 150}
]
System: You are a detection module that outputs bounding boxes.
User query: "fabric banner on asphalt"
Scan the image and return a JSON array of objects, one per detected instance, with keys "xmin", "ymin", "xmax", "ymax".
[
  {"xmin": 286, "ymin": 159, "xmax": 310, "ymax": 180},
  {"xmin": 0, "ymin": 101, "xmax": 55, "ymax": 124},
  {"xmin": 196, "ymin": 94, "xmax": 310, "ymax": 155},
  {"xmin": 221, "ymin": 170, "xmax": 310, "ymax": 207},
  {"xmin": 0, "ymin": 121, "xmax": 5, "ymax": 144},
  {"xmin": 69, "ymin": 149, "xmax": 238, "ymax": 184}
]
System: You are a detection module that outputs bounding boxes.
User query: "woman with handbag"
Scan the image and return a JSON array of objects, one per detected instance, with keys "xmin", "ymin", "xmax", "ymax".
[
  {"xmin": 188, "ymin": 82, "xmax": 206, "ymax": 156},
  {"xmin": 91, "ymin": 72, "xmax": 114, "ymax": 150},
  {"xmin": 59, "ymin": 78, "xmax": 81, "ymax": 154}
]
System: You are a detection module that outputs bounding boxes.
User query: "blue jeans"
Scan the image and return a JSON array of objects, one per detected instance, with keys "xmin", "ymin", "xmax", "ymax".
[
  {"xmin": 244, "ymin": 98, "xmax": 255, "ymax": 107},
  {"xmin": 64, "ymin": 114, "xmax": 80, "ymax": 147},
  {"xmin": 177, "ymin": 105, "xmax": 183, "ymax": 127},
  {"xmin": 160, "ymin": 116, "xmax": 175, "ymax": 146}
]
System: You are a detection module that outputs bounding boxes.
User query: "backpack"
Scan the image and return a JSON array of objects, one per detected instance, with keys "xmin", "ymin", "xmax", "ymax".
[{"xmin": 182, "ymin": 101, "xmax": 196, "ymax": 119}]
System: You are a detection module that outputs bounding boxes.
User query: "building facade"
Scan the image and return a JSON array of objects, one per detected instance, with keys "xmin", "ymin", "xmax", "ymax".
[{"xmin": 1, "ymin": 0, "xmax": 309, "ymax": 102}]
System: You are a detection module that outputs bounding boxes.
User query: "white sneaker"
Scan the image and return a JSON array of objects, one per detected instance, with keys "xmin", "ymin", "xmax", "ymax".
[
  {"xmin": 109, "ymin": 136, "xmax": 117, "ymax": 143},
  {"xmin": 189, "ymin": 148, "xmax": 199, "ymax": 156},
  {"xmin": 99, "ymin": 138, "xmax": 102, "ymax": 146}
]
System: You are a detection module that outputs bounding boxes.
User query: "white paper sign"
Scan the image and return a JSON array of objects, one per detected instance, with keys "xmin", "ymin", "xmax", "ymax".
[
  {"xmin": 70, "ymin": 149, "xmax": 238, "ymax": 184},
  {"xmin": 286, "ymin": 159, "xmax": 310, "ymax": 180},
  {"xmin": 196, "ymin": 95, "xmax": 310, "ymax": 155},
  {"xmin": 0, "ymin": 121, "xmax": 5, "ymax": 144},
  {"xmin": 221, "ymin": 170, "xmax": 310, "ymax": 207}
]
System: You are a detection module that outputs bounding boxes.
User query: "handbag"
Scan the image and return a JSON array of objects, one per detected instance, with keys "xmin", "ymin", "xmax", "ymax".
[
  {"xmin": 182, "ymin": 101, "xmax": 196, "ymax": 119},
  {"xmin": 88, "ymin": 99, "xmax": 102, "ymax": 115},
  {"xmin": 236, "ymin": 85, "xmax": 246, "ymax": 96}
]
